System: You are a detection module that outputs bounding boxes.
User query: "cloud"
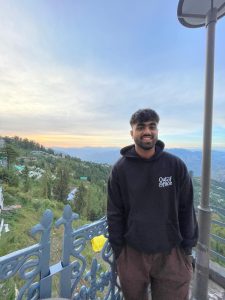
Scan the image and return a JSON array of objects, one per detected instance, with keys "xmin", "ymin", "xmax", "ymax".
[
  {"xmin": 0, "ymin": 51, "xmax": 224, "ymax": 146},
  {"xmin": 0, "ymin": 1, "xmax": 224, "ymax": 148}
]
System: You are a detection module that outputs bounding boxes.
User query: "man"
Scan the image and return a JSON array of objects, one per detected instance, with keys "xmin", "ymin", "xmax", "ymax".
[{"xmin": 107, "ymin": 108, "xmax": 198, "ymax": 300}]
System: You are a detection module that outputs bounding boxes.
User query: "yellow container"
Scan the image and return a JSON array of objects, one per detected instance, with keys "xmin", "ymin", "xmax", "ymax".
[{"xmin": 91, "ymin": 235, "xmax": 107, "ymax": 252}]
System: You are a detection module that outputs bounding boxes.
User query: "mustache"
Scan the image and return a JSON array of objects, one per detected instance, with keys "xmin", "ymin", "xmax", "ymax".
[{"xmin": 141, "ymin": 134, "xmax": 153, "ymax": 138}]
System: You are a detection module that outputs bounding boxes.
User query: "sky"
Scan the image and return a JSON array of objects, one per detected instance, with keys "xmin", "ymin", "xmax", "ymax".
[{"xmin": 0, "ymin": 0, "xmax": 225, "ymax": 149}]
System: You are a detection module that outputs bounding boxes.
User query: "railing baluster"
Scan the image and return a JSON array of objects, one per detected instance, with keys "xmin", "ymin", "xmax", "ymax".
[
  {"xmin": 55, "ymin": 204, "xmax": 79, "ymax": 298},
  {"xmin": 30, "ymin": 209, "xmax": 53, "ymax": 299}
]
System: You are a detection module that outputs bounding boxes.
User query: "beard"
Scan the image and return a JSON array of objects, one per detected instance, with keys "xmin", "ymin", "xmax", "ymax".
[{"xmin": 133, "ymin": 135, "xmax": 157, "ymax": 151}]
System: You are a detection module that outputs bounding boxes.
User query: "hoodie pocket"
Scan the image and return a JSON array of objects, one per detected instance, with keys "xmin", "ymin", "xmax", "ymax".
[
  {"xmin": 125, "ymin": 218, "xmax": 171, "ymax": 252},
  {"xmin": 179, "ymin": 247, "xmax": 193, "ymax": 271}
]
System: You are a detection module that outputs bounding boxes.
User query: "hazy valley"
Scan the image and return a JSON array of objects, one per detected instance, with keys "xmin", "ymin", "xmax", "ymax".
[{"xmin": 54, "ymin": 146, "xmax": 225, "ymax": 182}]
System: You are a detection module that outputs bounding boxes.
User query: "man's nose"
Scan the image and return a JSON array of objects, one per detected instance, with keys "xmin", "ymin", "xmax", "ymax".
[{"xmin": 143, "ymin": 126, "xmax": 152, "ymax": 135}]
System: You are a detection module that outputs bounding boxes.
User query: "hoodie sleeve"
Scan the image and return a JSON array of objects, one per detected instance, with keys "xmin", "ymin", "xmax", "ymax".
[
  {"xmin": 107, "ymin": 166, "xmax": 126, "ymax": 259},
  {"xmin": 178, "ymin": 163, "xmax": 199, "ymax": 254}
]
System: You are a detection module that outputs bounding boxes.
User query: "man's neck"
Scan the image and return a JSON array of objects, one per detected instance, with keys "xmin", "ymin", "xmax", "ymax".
[{"xmin": 135, "ymin": 145, "xmax": 156, "ymax": 159}]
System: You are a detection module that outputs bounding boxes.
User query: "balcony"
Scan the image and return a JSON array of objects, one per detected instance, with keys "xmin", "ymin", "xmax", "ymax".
[{"xmin": 0, "ymin": 204, "xmax": 225, "ymax": 299}]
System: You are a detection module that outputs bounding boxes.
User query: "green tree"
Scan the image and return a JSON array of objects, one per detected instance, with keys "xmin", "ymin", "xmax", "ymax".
[
  {"xmin": 0, "ymin": 167, "xmax": 19, "ymax": 186},
  {"xmin": 41, "ymin": 170, "xmax": 52, "ymax": 199},
  {"xmin": 22, "ymin": 166, "xmax": 30, "ymax": 192},
  {"xmin": 53, "ymin": 164, "xmax": 70, "ymax": 202},
  {"xmin": 74, "ymin": 183, "xmax": 87, "ymax": 215},
  {"xmin": 0, "ymin": 143, "xmax": 19, "ymax": 169},
  {"xmin": 74, "ymin": 182, "xmax": 106, "ymax": 220}
]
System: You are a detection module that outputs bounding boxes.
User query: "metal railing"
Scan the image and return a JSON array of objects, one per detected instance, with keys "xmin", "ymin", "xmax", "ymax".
[
  {"xmin": 210, "ymin": 206, "xmax": 225, "ymax": 265},
  {"xmin": 1, "ymin": 204, "xmax": 225, "ymax": 299},
  {"xmin": 0, "ymin": 205, "xmax": 122, "ymax": 300}
]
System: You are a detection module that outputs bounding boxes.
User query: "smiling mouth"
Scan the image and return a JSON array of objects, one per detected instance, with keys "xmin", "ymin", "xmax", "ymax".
[{"xmin": 142, "ymin": 136, "xmax": 153, "ymax": 141}]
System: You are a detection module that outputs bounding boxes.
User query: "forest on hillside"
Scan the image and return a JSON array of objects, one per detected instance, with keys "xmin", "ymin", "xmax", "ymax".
[{"xmin": 0, "ymin": 136, "xmax": 111, "ymax": 223}]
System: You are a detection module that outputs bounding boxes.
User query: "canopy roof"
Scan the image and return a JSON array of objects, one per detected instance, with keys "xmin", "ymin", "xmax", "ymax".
[{"xmin": 178, "ymin": 0, "xmax": 225, "ymax": 27}]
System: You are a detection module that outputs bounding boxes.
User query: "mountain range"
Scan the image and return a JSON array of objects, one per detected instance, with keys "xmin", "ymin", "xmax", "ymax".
[{"xmin": 54, "ymin": 147, "xmax": 225, "ymax": 182}]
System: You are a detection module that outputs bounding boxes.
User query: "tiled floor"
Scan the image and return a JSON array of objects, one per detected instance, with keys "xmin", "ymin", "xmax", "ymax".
[
  {"xmin": 207, "ymin": 280, "xmax": 225, "ymax": 300},
  {"xmin": 189, "ymin": 280, "xmax": 225, "ymax": 300},
  {"xmin": 147, "ymin": 280, "xmax": 225, "ymax": 300}
]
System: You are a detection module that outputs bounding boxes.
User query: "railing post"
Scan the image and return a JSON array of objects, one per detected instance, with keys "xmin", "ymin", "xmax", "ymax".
[
  {"xmin": 55, "ymin": 204, "xmax": 79, "ymax": 298},
  {"xmin": 31, "ymin": 209, "xmax": 53, "ymax": 299}
]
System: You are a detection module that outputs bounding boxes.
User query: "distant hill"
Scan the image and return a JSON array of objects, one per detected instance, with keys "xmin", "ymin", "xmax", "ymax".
[
  {"xmin": 193, "ymin": 177, "xmax": 225, "ymax": 209},
  {"xmin": 167, "ymin": 148, "xmax": 225, "ymax": 182},
  {"xmin": 54, "ymin": 146, "xmax": 225, "ymax": 182},
  {"xmin": 54, "ymin": 147, "xmax": 120, "ymax": 165}
]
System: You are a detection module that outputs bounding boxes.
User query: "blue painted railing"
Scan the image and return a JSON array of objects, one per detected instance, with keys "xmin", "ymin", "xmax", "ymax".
[
  {"xmin": 0, "ymin": 205, "xmax": 123, "ymax": 300},
  {"xmin": 1, "ymin": 204, "xmax": 225, "ymax": 299}
]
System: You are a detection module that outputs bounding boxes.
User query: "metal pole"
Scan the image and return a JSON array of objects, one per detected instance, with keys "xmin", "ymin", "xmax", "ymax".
[{"xmin": 192, "ymin": 7, "xmax": 217, "ymax": 300}]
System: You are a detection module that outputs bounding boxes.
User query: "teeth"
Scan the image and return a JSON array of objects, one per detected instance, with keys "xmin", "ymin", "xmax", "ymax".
[{"xmin": 143, "ymin": 137, "xmax": 152, "ymax": 141}]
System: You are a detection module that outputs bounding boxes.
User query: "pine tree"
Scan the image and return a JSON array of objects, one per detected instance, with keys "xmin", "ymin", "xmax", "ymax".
[
  {"xmin": 53, "ymin": 164, "xmax": 70, "ymax": 202},
  {"xmin": 41, "ymin": 170, "xmax": 52, "ymax": 199},
  {"xmin": 74, "ymin": 183, "xmax": 87, "ymax": 215},
  {"xmin": 0, "ymin": 144, "xmax": 19, "ymax": 169},
  {"xmin": 22, "ymin": 166, "xmax": 30, "ymax": 192}
]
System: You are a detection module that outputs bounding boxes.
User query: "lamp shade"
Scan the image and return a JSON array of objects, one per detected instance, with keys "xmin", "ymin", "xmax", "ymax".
[{"xmin": 178, "ymin": 0, "xmax": 225, "ymax": 27}]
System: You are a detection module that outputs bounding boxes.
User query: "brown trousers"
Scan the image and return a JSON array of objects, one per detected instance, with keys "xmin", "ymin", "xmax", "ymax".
[{"xmin": 116, "ymin": 245, "xmax": 193, "ymax": 300}]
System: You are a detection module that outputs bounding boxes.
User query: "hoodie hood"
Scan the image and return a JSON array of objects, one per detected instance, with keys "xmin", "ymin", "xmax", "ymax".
[{"xmin": 120, "ymin": 140, "xmax": 165, "ymax": 161}]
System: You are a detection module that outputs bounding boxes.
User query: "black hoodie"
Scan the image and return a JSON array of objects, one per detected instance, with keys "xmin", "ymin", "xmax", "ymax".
[{"xmin": 107, "ymin": 140, "xmax": 198, "ymax": 258}]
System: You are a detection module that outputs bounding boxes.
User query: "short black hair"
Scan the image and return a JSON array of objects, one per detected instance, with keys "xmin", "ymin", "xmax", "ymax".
[{"xmin": 130, "ymin": 108, "xmax": 160, "ymax": 126}]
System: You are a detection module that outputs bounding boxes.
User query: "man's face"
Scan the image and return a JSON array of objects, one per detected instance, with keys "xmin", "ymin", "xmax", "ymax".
[{"xmin": 130, "ymin": 120, "xmax": 158, "ymax": 151}]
